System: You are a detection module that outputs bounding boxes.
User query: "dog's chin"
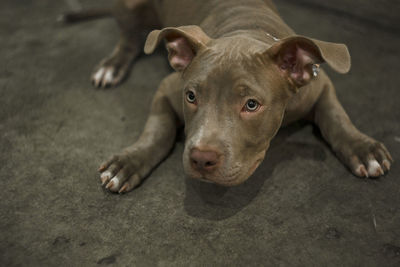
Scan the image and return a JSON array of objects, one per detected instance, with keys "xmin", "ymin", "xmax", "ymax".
[
  {"xmin": 184, "ymin": 159, "xmax": 263, "ymax": 187},
  {"xmin": 187, "ymin": 174, "xmax": 245, "ymax": 186}
]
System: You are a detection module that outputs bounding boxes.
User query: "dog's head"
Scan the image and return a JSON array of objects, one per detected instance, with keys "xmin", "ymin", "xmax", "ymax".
[{"xmin": 145, "ymin": 26, "xmax": 350, "ymax": 186}]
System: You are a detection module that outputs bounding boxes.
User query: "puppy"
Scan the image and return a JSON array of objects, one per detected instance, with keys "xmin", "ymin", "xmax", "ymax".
[{"xmin": 62, "ymin": 0, "xmax": 392, "ymax": 193}]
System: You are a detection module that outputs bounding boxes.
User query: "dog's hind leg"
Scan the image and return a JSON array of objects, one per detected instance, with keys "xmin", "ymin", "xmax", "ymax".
[
  {"xmin": 58, "ymin": 8, "xmax": 112, "ymax": 23},
  {"xmin": 92, "ymin": 0, "xmax": 161, "ymax": 88}
]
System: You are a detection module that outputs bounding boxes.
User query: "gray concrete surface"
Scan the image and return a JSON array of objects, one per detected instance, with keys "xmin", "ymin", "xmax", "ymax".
[{"xmin": 1, "ymin": 0, "xmax": 399, "ymax": 266}]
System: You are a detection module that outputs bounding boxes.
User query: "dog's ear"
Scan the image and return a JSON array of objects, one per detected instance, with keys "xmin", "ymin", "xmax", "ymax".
[
  {"xmin": 144, "ymin": 25, "xmax": 211, "ymax": 72},
  {"xmin": 266, "ymin": 36, "xmax": 351, "ymax": 88}
]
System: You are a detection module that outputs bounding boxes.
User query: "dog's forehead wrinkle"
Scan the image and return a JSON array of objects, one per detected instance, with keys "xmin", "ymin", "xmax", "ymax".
[
  {"xmin": 200, "ymin": 37, "xmax": 267, "ymax": 66},
  {"xmin": 184, "ymin": 39, "xmax": 273, "ymax": 92}
]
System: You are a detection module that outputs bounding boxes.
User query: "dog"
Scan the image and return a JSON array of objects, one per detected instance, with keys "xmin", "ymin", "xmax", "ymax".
[{"xmin": 62, "ymin": 0, "xmax": 392, "ymax": 193}]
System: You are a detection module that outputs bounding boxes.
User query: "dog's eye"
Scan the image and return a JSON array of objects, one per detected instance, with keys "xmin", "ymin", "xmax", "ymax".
[
  {"xmin": 244, "ymin": 99, "xmax": 259, "ymax": 112},
  {"xmin": 186, "ymin": 90, "xmax": 196, "ymax": 104}
]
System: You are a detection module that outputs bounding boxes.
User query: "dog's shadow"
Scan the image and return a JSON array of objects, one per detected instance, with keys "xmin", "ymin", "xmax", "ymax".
[{"xmin": 183, "ymin": 121, "xmax": 327, "ymax": 220}]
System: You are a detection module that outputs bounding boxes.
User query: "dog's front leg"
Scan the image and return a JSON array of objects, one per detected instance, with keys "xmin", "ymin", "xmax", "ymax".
[
  {"xmin": 313, "ymin": 75, "xmax": 393, "ymax": 177},
  {"xmin": 98, "ymin": 76, "xmax": 182, "ymax": 193}
]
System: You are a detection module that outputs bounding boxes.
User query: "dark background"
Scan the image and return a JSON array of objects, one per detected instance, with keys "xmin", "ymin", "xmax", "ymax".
[{"xmin": 0, "ymin": 0, "xmax": 399, "ymax": 266}]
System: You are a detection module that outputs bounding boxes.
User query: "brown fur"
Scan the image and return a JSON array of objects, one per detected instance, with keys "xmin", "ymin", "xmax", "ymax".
[{"xmin": 65, "ymin": 0, "xmax": 393, "ymax": 192}]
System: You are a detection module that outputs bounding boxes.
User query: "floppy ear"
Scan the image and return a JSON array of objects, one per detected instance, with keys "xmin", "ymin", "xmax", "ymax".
[
  {"xmin": 266, "ymin": 36, "xmax": 351, "ymax": 88},
  {"xmin": 144, "ymin": 25, "xmax": 211, "ymax": 72}
]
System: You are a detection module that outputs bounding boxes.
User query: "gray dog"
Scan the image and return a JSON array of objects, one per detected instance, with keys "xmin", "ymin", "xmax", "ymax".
[{"xmin": 63, "ymin": 0, "xmax": 392, "ymax": 193}]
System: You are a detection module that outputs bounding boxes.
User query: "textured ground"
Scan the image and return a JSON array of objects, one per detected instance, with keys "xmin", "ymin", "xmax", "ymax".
[{"xmin": 1, "ymin": 0, "xmax": 399, "ymax": 266}]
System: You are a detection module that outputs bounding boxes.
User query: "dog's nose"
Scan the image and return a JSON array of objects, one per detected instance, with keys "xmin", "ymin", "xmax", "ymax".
[{"xmin": 190, "ymin": 148, "xmax": 220, "ymax": 173}]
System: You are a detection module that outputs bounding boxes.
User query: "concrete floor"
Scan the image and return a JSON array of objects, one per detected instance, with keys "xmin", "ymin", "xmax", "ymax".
[{"xmin": 1, "ymin": 0, "xmax": 399, "ymax": 266}]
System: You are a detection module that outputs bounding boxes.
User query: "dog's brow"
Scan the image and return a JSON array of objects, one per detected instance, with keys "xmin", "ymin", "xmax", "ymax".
[
  {"xmin": 185, "ymin": 81, "xmax": 202, "ymax": 92},
  {"xmin": 235, "ymin": 85, "xmax": 262, "ymax": 98}
]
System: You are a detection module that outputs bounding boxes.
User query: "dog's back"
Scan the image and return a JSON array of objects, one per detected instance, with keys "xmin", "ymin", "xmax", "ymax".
[{"xmin": 153, "ymin": 0, "xmax": 291, "ymax": 39}]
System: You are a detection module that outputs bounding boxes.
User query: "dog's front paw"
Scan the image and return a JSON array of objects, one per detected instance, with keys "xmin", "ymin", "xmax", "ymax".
[
  {"xmin": 98, "ymin": 153, "xmax": 142, "ymax": 193},
  {"xmin": 336, "ymin": 135, "xmax": 393, "ymax": 178}
]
